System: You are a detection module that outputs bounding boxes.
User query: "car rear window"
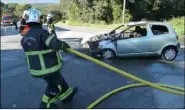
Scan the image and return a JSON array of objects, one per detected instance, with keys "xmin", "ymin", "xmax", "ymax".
[{"xmin": 150, "ymin": 25, "xmax": 169, "ymax": 35}]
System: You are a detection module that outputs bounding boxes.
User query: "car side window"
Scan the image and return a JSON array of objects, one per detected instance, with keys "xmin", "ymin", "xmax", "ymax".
[
  {"xmin": 150, "ymin": 25, "xmax": 169, "ymax": 35},
  {"xmin": 124, "ymin": 26, "xmax": 136, "ymax": 33},
  {"xmin": 121, "ymin": 25, "xmax": 147, "ymax": 39}
]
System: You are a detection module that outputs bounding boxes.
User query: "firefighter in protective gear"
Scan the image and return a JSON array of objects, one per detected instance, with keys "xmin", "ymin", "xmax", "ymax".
[
  {"xmin": 46, "ymin": 13, "xmax": 57, "ymax": 35},
  {"xmin": 19, "ymin": 10, "xmax": 28, "ymax": 33},
  {"xmin": 20, "ymin": 8, "xmax": 78, "ymax": 109}
]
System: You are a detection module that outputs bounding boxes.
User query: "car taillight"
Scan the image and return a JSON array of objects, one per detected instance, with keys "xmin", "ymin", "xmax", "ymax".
[{"xmin": 176, "ymin": 35, "xmax": 179, "ymax": 40}]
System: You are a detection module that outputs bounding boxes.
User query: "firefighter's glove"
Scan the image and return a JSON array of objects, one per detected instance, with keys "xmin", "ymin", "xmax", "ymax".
[
  {"xmin": 48, "ymin": 24, "xmax": 56, "ymax": 34},
  {"xmin": 49, "ymin": 29, "xmax": 55, "ymax": 35}
]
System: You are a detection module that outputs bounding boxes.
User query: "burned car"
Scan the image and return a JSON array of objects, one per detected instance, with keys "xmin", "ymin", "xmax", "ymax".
[{"xmin": 85, "ymin": 21, "xmax": 180, "ymax": 61}]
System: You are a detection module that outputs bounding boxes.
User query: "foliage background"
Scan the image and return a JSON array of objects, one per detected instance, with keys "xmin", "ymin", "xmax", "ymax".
[{"xmin": 0, "ymin": 0, "xmax": 184, "ymax": 35}]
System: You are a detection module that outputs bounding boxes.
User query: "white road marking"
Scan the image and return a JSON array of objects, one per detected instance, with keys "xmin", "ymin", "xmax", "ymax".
[{"xmin": 180, "ymin": 45, "xmax": 185, "ymax": 48}]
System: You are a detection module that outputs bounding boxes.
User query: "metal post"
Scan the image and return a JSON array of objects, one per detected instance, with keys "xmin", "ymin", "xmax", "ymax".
[{"xmin": 123, "ymin": 0, "xmax": 126, "ymax": 24}]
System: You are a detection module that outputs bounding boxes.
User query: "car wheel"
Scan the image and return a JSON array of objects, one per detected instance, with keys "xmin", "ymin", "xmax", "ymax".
[
  {"xmin": 161, "ymin": 47, "xmax": 177, "ymax": 61},
  {"xmin": 102, "ymin": 49, "xmax": 116, "ymax": 60}
]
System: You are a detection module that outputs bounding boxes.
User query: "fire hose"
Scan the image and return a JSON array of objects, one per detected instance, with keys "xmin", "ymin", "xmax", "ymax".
[{"xmin": 66, "ymin": 48, "xmax": 185, "ymax": 109}]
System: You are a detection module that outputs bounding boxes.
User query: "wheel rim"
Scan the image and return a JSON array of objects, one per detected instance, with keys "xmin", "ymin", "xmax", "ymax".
[
  {"xmin": 103, "ymin": 50, "xmax": 113, "ymax": 59},
  {"xmin": 164, "ymin": 49, "xmax": 176, "ymax": 60}
]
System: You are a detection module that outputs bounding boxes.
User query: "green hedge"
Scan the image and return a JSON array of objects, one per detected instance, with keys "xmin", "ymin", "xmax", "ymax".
[{"xmin": 168, "ymin": 17, "xmax": 185, "ymax": 35}]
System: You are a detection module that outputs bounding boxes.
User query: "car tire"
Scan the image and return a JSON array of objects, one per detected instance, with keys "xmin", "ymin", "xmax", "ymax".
[
  {"xmin": 161, "ymin": 46, "xmax": 177, "ymax": 61},
  {"xmin": 102, "ymin": 49, "xmax": 116, "ymax": 60}
]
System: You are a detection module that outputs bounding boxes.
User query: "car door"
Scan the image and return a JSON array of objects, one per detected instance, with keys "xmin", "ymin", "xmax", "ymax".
[
  {"xmin": 148, "ymin": 24, "xmax": 172, "ymax": 53},
  {"xmin": 116, "ymin": 25, "xmax": 151, "ymax": 56}
]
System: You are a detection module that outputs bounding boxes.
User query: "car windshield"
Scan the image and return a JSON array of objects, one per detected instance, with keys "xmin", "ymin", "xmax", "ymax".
[
  {"xmin": 110, "ymin": 24, "xmax": 127, "ymax": 34},
  {"xmin": 112, "ymin": 24, "xmax": 140, "ymax": 34},
  {"xmin": 2, "ymin": 16, "xmax": 12, "ymax": 20}
]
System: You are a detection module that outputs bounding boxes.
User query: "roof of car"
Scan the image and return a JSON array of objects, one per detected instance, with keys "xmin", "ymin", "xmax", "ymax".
[{"xmin": 124, "ymin": 21, "xmax": 170, "ymax": 26}]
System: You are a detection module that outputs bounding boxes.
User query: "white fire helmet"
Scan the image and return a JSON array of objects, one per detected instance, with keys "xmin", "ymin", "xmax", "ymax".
[{"xmin": 26, "ymin": 8, "xmax": 42, "ymax": 23}]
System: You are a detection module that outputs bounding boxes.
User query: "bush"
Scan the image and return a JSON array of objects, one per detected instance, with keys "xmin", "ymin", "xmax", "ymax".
[
  {"xmin": 49, "ymin": 10, "xmax": 62, "ymax": 22},
  {"xmin": 168, "ymin": 17, "xmax": 185, "ymax": 35}
]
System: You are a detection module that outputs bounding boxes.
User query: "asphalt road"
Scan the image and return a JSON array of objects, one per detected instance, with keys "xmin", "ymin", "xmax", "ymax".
[{"xmin": 1, "ymin": 25, "xmax": 185, "ymax": 109}]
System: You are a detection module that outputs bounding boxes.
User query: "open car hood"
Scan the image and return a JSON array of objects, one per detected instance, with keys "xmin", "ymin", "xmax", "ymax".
[
  {"xmin": 90, "ymin": 33, "xmax": 110, "ymax": 42},
  {"xmin": 81, "ymin": 32, "xmax": 110, "ymax": 45},
  {"xmin": 88, "ymin": 31, "xmax": 122, "ymax": 42},
  {"xmin": 81, "ymin": 23, "xmax": 127, "ymax": 45}
]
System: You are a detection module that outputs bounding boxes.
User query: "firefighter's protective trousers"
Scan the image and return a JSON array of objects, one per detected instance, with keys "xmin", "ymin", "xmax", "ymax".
[{"xmin": 39, "ymin": 71, "xmax": 74, "ymax": 108}]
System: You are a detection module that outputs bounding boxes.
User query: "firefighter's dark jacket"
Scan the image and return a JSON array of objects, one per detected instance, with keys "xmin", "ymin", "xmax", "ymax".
[
  {"xmin": 21, "ymin": 23, "xmax": 68, "ymax": 77},
  {"xmin": 19, "ymin": 18, "xmax": 27, "ymax": 33},
  {"xmin": 47, "ymin": 22, "xmax": 56, "ymax": 35}
]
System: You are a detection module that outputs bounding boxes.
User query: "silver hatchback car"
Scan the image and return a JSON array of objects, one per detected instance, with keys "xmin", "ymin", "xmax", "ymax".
[{"xmin": 87, "ymin": 21, "xmax": 180, "ymax": 61}]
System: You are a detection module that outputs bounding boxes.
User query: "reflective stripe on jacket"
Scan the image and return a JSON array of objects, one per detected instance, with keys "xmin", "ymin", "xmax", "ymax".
[{"xmin": 21, "ymin": 23, "xmax": 67, "ymax": 77}]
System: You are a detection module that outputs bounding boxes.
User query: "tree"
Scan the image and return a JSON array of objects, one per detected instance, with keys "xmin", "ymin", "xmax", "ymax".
[
  {"xmin": 0, "ymin": 2, "xmax": 5, "ymax": 8},
  {"xmin": 6, "ymin": 3, "xmax": 18, "ymax": 17},
  {"xmin": 23, "ymin": 4, "xmax": 32, "ymax": 10},
  {"xmin": 0, "ymin": 2, "xmax": 5, "ymax": 17},
  {"xmin": 93, "ymin": 0, "xmax": 113, "ymax": 24},
  {"xmin": 152, "ymin": 0, "xmax": 184, "ymax": 20},
  {"xmin": 49, "ymin": 10, "xmax": 62, "ymax": 22},
  {"xmin": 68, "ymin": 1, "xmax": 79, "ymax": 21},
  {"xmin": 15, "ymin": 4, "xmax": 32, "ymax": 17},
  {"xmin": 46, "ymin": 0, "xmax": 184, "ymax": 23}
]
